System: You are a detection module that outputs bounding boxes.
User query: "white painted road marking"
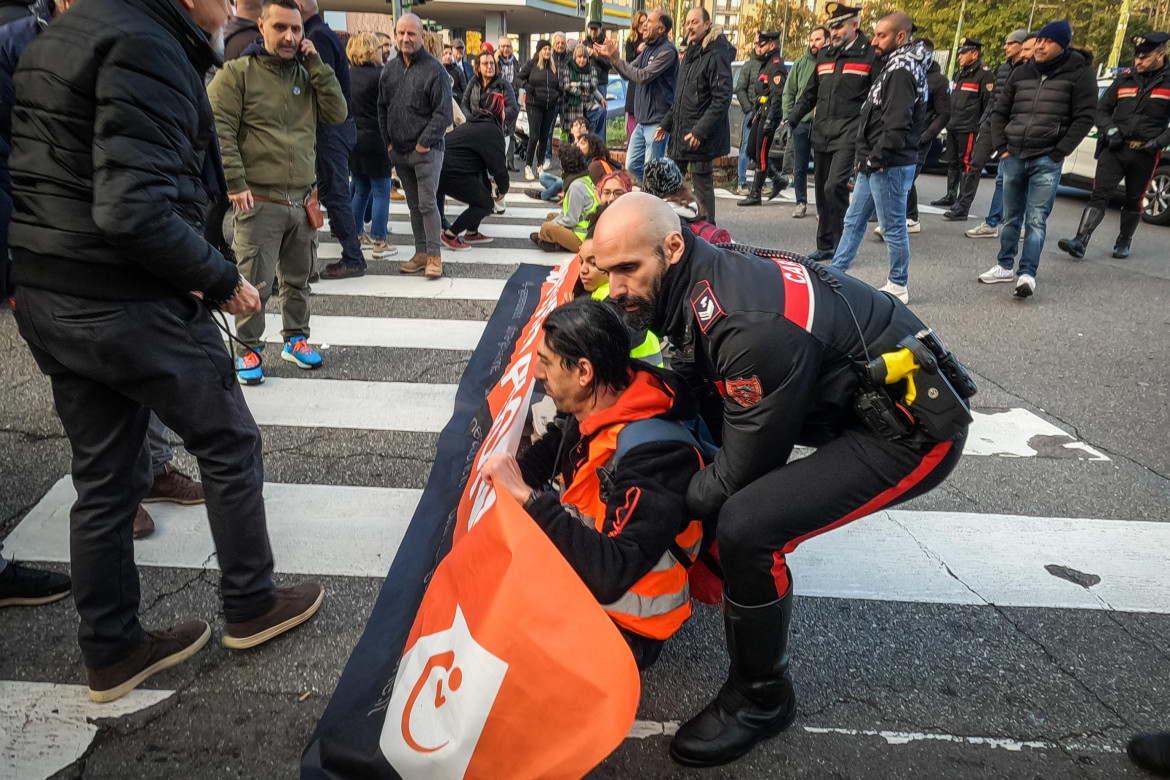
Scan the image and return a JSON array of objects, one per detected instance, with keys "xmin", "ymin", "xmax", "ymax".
[
  {"xmin": 391, "ymin": 202, "xmax": 557, "ymax": 221},
  {"xmin": 232, "ymin": 315, "xmax": 486, "ymax": 350},
  {"xmin": 317, "ymin": 242, "xmax": 563, "ymax": 267},
  {"xmin": 242, "ymin": 378, "xmax": 457, "ymax": 432},
  {"xmin": 386, "ymin": 221, "xmax": 539, "ymax": 240},
  {"xmin": 7, "ymin": 479, "xmax": 420, "ymax": 578},
  {"xmin": 10, "ymin": 486, "xmax": 1169, "ymax": 613},
  {"xmin": 0, "ymin": 681, "xmax": 174, "ymax": 779},
  {"xmin": 963, "ymin": 407, "xmax": 1109, "ymax": 460},
  {"xmin": 309, "ymin": 274, "xmax": 508, "ymax": 301}
]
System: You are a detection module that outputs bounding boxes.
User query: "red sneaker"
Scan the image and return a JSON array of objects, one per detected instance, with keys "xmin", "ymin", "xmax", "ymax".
[
  {"xmin": 462, "ymin": 231, "xmax": 493, "ymax": 245},
  {"xmin": 440, "ymin": 232, "xmax": 471, "ymax": 252}
]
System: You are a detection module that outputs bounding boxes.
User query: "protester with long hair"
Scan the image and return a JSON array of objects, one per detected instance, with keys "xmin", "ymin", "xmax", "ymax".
[
  {"xmin": 435, "ymin": 92, "xmax": 510, "ymax": 251},
  {"xmin": 346, "ymin": 33, "xmax": 396, "ymax": 260},
  {"xmin": 518, "ymin": 39, "xmax": 562, "ymax": 181},
  {"xmin": 461, "ymin": 49, "xmax": 519, "ymax": 129},
  {"xmin": 625, "ymin": 10, "xmax": 648, "ymax": 140},
  {"xmin": 579, "ymin": 132, "xmax": 621, "ymax": 183}
]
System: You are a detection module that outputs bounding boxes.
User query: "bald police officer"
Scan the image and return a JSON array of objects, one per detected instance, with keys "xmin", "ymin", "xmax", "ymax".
[{"xmin": 1058, "ymin": 32, "xmax": 1170, "ymax": 260}]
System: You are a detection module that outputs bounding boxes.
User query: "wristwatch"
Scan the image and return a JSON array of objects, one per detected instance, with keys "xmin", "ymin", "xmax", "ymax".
[{"xmin": 523, "ymin": 489, "xmax": 544, "ymax": 511}]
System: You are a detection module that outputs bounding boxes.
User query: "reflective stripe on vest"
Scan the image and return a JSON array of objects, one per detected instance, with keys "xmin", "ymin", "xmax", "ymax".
[
  {"xmin": 558, "ymin": 413, "xmax": 701, "ymax": 640},
  {"xmin": 591, "ymin": 283, "xmax": 664, "ymax": 367},
  {"xmin": 564, "ymin": 177, "xmax": 600, "ymax": 240}
]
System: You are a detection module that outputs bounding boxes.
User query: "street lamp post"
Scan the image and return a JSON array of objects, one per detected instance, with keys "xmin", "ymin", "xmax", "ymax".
[{"xmin": 948, "ymin": 0, "xmax": 967, "ymax": 80}]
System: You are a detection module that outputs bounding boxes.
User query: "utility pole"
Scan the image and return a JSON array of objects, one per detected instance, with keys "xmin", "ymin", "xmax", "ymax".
[
  {"xmin": 779, "ymin": 0, "xmax": 791, "ymax": 58},
  {"xmin": 1107, "ymin": 0, "xmax": 1132, "ymax": 71},
  {"xmin": 947, "ymin": 0, "xmax": 967, "ymax": 80}
]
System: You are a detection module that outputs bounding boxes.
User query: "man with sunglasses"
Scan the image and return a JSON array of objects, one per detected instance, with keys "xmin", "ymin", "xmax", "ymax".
[{"xmin": 1057, "ymin": 32, "xmax": 1170, "ymax": 260}]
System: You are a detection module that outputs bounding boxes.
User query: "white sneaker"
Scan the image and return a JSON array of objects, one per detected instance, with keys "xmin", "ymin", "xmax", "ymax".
[
  {"xmin": 371, "ymin": 240, "xmax": 398, "ymax": 259},
  {"xmin": 873, "ymin": 224, "xmax": 883, "ymax": 236},
  {"xmin": 966, "ymin": 221, "xmax": 1000, "ymax": 239},
  {"xmin": 978, "ymin": 264, "xmax": 1015, "ymax": 284},
  {"xmin": 492, "ymin": 194, "xmax": 506, "ymax": 215},
  {"xmin": 1013, "ymin": 273, "xmax": 1036, "ymax": 298},
  {"xmin": 906, "ymin": 219, "xmax": 921, "ymax": 234},
  {"xmin": 879, "ymin": 280, "xmax": 909, "ymax": 304},
  {"xmin": 792, "ymin": 202, "xmax": 807, "ymax": 218},
  {"xmin": 524, "ymin": 165, "xmax": 535, "ymax": 181}
]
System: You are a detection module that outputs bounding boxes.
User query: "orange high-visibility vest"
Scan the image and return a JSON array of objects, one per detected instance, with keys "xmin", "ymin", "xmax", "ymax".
[{"xmin": 558, "ymin": 378, "xmax": 703, "ymax": 640}]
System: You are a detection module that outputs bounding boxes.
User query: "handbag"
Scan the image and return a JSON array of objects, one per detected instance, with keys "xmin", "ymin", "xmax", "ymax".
[{"xmin": 304, "ymin": 186, "xmax": 324, "ymax": 229}]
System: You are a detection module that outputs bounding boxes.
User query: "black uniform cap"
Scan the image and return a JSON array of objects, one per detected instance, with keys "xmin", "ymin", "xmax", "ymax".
[
  {"xmin": 957, "ymin": 36, "xmax": 983, "ymax": 53},
  {"xmin": 825, "ymin": 2, "xmax": 861, "ymax": 28},
  {"xmin": 759, "ymin": 30, "xmax": 781, "ymax": 43},
  {"xmin": 1133, "ymin": 32, "xmax": 1169, "ymax": 57}
]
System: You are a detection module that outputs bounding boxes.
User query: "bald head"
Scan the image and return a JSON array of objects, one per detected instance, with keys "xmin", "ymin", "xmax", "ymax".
[
  {"xmin": 592, "ymin": 193, "xmax": 686, "ymax": 331},
  {"xmin": 295, "ymin": 0, "xmax": 318, "ymax": 17},
  {"xmin": 396, "ymin": 13, "xmax": 424, "ymax": 57},
  {"xmin": 872, "ymin": 11, "xmax": 913, "ymax": 57}
]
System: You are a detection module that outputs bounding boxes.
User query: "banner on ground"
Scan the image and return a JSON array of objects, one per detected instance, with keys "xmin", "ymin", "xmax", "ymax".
[{"xmin": 302, "ymin": 261, "xmax": 642, "ymax": 780}]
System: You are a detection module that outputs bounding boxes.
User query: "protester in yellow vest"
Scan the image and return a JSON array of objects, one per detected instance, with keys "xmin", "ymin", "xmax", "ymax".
[
  {"xmin": 530, "ymin": 144, "xmax": 599, "ymax": 252},
  {"xmin": 575, "ymin": 237, "xmax": 664, "ymax": 368},
  {"xmin": 482, "ymin": 299, "xmax": 705, "ymax": 669}
]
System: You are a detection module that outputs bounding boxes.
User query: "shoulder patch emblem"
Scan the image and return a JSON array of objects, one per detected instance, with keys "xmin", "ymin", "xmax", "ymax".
[
  {"xmin": 985, "ymin": 82, "xmax": 994, "ymax": 91},
  {"xmin": 726, "ymin": 376, "xmax": 764, "ymax": 408},
  {"xmin": 689, "ymin": 280, "xmax": 726, "ymax": 334}
]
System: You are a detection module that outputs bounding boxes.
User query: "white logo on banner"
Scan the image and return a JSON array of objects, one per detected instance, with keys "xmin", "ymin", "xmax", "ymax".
[{"xmin": 379, "ymin": 607, "xmax": 509, "ymax": 779}]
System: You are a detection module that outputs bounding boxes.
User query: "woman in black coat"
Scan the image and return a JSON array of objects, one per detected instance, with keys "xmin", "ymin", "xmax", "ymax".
[
  {"xmin": 346, "ymin": 34, "xmax": 395, "ymax": 259},
  {"xmin": 461, "ymin": 50, "xmax": 519, "ymax": 128},
  {"xmin": 517, "ymin": 39, "xmax": 563, "ymax": 180}
]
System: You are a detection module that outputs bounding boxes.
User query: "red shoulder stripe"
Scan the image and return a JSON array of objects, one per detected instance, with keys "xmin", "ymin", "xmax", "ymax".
[{"xmin": 771, "ymin": 258, "xmax": 816, "ymax": 332}]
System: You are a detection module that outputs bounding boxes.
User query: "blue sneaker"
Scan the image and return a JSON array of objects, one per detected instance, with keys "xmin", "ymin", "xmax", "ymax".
[
  {"xmin": 281, "ymin": 336, "xmax": 322, "ymax": 369},
  {"xmin": 236, "ymin": 351, "xmax": 264, "ymax": 385}
]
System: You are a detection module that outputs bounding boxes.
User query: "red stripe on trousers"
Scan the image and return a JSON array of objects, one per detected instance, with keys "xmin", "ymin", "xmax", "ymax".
[
  {"xmin": 769, "ymin": 439, "xmax": 955, "ymax": 597},
  {"xmin": 1142, "ymin": 151, "xmax": 1164, "ymax": 201},
  {"xmin": 759, "ymin": 134, "xmax": 771, "ymax": 171},
  {"xmin": 962, "ymin": 134, "xmax": 975, "ymax": 172}
]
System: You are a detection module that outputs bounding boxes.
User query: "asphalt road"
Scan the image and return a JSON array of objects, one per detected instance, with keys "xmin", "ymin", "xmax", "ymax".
[{"xmin": 1, "ymin": 169, "xmax": 1168, "ymax": 780}]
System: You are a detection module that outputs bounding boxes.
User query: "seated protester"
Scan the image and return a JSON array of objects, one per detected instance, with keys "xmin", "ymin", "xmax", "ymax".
[
  {"xmin": 578, "ymin": 133, "xmax": 622, "ymax": 184},
  {"xmin": 481, "ymin": 299, "xmax": 704, "ymax": 670},
  {"xmin": 596, "ymin": 169, "xmax": 636, "ymax": 207},
  {"xmin": 526, "ymin": 117, "xmax": 592, "ymax": 201},
  {"xmin": 575, "ymin": 231, "xmax": 664, "ymax": 367},
  {"xmin": 642, "ymin": 157, "xmax": 732, "ymax": 244},
  {"xmin": 530, "ymin": 144, "xmax": 598, "ymax": 252},
  {"xmin": 436, "ymin": 93, "xmax": 510, "ymax": 252}
]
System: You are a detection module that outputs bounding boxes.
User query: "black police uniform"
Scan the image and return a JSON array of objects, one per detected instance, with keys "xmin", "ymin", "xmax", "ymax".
[
  {"xmin": 662, "ymin": 230, "xmax": 967, "ymax": 767},
  {"xmin": 935, "ymin": 50, "xmax": 994, "ymax": 209},
  {"xmin": 740, "ymin": 46, "xmax": 788, "ymax": 203},
  {"xmin": 1059, "ymin": 47, "xmax": 1170, "ymax": 259},
  {"xmin": 953, "ymin": 57, "xmax": 1021, "ymax": 217},
  {"xmin": 786, "ymin": 30, "xmax": 878, "ymax": 258}
]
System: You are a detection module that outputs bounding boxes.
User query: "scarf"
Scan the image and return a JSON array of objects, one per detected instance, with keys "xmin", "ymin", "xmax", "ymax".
[
  {"xmin": 1036, "ymin": 48, "xmax": 1071, "ymax": 75},
  {"xmin": 566, "ymin": 58, "xmax": 592, "ymax": 108},
  {"xmin": 867, "ymin": 39, "xmax": 930, "ymax": 109}
]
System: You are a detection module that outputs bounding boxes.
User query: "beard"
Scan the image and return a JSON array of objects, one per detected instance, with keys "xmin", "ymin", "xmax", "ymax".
[
  {"xmin": 209, "ymin": 25, "xmax": 225, "ymax": 58},
  {"xmin": 612, "ymin": 249, "xmax": 668, "ymax": 332}
]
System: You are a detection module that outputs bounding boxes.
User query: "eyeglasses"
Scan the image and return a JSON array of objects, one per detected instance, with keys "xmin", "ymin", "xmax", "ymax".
[{"xmin": 600, "ymin": 188, "xmax": 628, "ymax": 198}]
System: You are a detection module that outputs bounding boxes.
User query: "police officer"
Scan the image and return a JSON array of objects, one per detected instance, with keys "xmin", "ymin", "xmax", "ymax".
[
  {"xmin": 1058, "ymin": 32, "xmax": 1170, "ymax": 259},
  {"xmin": 786, "ymin": 2, "xmax": 878, "ymax": 261},
  {"xmin": 593, "ymin": 193, "xmax": 970, "ymax": 767},
  {"xmin": 737, "ymin": 30, "xmax": 788, "ymax": 206},
  {"xmin": 934, "ymin": 37, "xmax": 994, "ymax": 215}
]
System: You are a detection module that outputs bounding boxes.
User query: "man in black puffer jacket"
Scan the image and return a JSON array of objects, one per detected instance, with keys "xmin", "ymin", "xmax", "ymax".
[
  {"xmin": 982, "ymin": 19, "xmax": 1096, "ymax": 298},
  {"xmin": 657, "ymin": 8, "xmax": 733, "ymax": 224},
  {"xmin": 9, "ymin": 0, "xmax": 324, "ymax": 703}
]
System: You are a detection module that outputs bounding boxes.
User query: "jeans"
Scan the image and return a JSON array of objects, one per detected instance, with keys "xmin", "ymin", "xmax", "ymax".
[
  {"xmin": 15, "ymin": 288, "xmax": 277, "ymax": 669},
  {"xmin": 997, "ymin": 154, "xmax": 1062, "ymax": 278},
  {"xmin": 738, "ymin": 112, "xmax": 753, "ymax": 187},
  {"xmin": 390, "ymin": 147, "xmax": 444, "ymax": 256},
  {"xmin": 790, "ymin": 121, "xmax": 812, "ymax": 204},
  {"xmin": 147, "ymin": 413, "xmax": 172, "ymax": 475},
  {"xmin": 315, "ymin": 122, "xmax": 363, "ymax": 267},
  {"xmin": 986, "ymin": 166, "xmax": 1005, "ymax": 226},
  {"xmin": 626, "ymin": 122, "xmax": 666, "ymax": 182},
  {"xmin": 586, "ymin": 105, "xmax": 607, "ymax": 137},
  {"xmin": 539, "ymin": 172, "xmax": 563, "ymax": 201},
  {"xmin": 831, "ymin": 164, "xmax": 917, "ymax": 286},
  {"xmin": 350, "ymin": 174, "xmax": 391, "ymax": 241}
]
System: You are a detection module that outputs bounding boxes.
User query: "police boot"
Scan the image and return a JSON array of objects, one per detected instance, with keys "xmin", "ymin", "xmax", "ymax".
[
  {"xmin": 1057, "ymin": 205, "xmax": 1106, "ymax": 259},
  {"xmin": 1112, "ymin": 209, "xmax": 1143, "ymax": 259},
  {"xmin": 669, "ymin": 589, "xmax": 797, "ymax": 767},
  {"xmin": 737, "ymin": 170, "xmax": 765, "ymax": 207},
  {"xmin": 766, "ymin": 166, "xmax": 790, "ymax": 201}
]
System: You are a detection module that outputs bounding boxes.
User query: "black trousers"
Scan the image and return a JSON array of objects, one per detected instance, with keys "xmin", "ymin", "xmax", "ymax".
[
  {"xmin": 715, "ymin": 428, "xmax": 966, "ymax": 605},
  {"xmin": 316, "ymin": 122, "xmax": 365, "ymax": 268},
  {"xmin": 945, "ymin": 130, "xmax": 977, "ymax": 195},
  {"xmin": 526, "ymin": 105, "xmax": 557, "ymax": 167},
  {"xmin": 1089, "ymin": 145, "xmax": 1161, "ymax": 213},
  {"xmin": 814, "ymin": 147, "xmax": 856, "ymax": 251},
  {"xmin": 438, "ymin": 171, "xmax": 494, "ymax": 235},
  {"xmin": 14, "ymin": 288, "xmax": 277, "ymax": 669},
  {"xmin": 678, "ymin": 158, "xmax": 716, "ymax": 224},
  {"xmin": 956, "ymin": 130, "xmax": 996, "ymax": 215}
]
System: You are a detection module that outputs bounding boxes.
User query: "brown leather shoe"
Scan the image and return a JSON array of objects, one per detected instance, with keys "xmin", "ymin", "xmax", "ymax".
[
  {"xmin": 424, "ymin": 254, "xmax": 442, "ymax": 279},
  {"xmin": 390, "ymin": 187, "xmax": 405, "ymax": 201},
  {"xmin": 399, "ymin": 252, "xmax": 427, "ymax": 274},
  {"xmin": 320, "ymin": 260, "xmax": 366, "ymax": 280},
  {"xmin": 222, "ymin": 583, "xmax": 324, "ymax": 649},
  {"xmin": 143, "ymin": 463, "xmax": 204, "ymax": 505},
  {"xmin": 133, "ymin": 505, "xmax": 155, "ymax": 540},
  {"xmin": 87, "ymin": 620, "xmax": 210, "ymax": 703}
]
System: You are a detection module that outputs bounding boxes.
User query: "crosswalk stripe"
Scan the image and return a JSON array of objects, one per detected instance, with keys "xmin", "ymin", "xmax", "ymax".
[
  {"xmin": 317, "ymin": 242, "xmax": 563, "ymax": 266},
  {"xmin": 241, "ymin": 377, "xmax": 456, "ymax": 432},
  {"xmin": 0, "ymin": 681, "xmax": 174, "ymax": 779},
  {"xmin": 235, "ymin": 315, "xmax": 485, "ymax": 350},
  {"xmin": 8, "ymin": 480, "xmax": 1167, "ymax": 614},
  {"xmin": 386, "ymin": 221, "xmax": 539, "ymax": 240},
  {"xmin": 388, "ymin": 202, "xmax": 556, "ymax": 220},
  {"xmin": 309, "ymin": 274, "xmax": 508, "ymax": 301}
]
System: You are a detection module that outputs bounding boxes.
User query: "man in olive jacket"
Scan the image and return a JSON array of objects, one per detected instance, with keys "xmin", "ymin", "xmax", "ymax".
[
  {"xmin": 208, "ymin": 0, "xmax": 347, "ymax": 384},
  {"xmin": 657, "ymin": 8, "xmax": 732, "ymax": 224}
]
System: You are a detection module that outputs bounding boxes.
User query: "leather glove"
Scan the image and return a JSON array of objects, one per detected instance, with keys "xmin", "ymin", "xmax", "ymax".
[{"xmin": 1106, "ymin": 128, "xmax": 1125, "ymax": 150}]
